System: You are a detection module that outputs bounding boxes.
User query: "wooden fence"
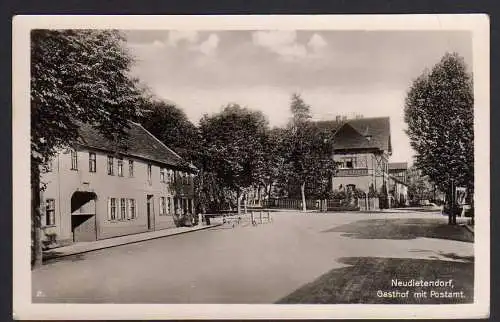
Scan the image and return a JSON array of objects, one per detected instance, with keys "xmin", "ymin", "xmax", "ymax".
[
  {"xmin": 263, "ymin": 199, "xmax": 319, "ymax": 210},
  {"xmin": 357, "ymin": 197, "xmax": 380, "ymax": 211},
  {"xmin": 264, "ymin": 197, "xmax": 380, "ymax": 211}
]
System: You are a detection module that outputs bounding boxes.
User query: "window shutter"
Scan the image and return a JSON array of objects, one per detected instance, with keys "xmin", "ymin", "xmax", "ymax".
[
  {"xmin": 126, "ymin": 199, "xmax": 131, "ymax": 219},
  {"xmin": 118, "ymin": 198, "xmax": 122, "ymax": 220},
  {"xmin": 107, "ymin": 198, "xmax": 111, "ymax": 221}
]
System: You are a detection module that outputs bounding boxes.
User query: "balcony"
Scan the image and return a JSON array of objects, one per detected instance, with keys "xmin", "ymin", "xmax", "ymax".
[{"xmin": 336, "ymin": 168, "xmax": 369, "ymax": 177}]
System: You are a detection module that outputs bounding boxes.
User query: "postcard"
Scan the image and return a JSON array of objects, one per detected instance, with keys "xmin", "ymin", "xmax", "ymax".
[{"xmin": 13, "ymin": 14, "xmax": 489, "ymax": 319}]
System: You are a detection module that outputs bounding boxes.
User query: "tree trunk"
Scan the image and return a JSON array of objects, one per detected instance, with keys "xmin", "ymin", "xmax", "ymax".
[
  {"xmin": 198, "ymin": 168, "xmax": 205, "ymax": 214},
  {"xmin": 257, "ymin": 185, "xmax": 262, "ymax": 207},
  {"xmin": 31, "ymin": 168, "xmax": 43, "ymax": 269},
  {"xmin": 237, "ymin": 190, "xmax": 242, "ymax": 216},
  {"xmin": 301, "ymin": 181, "xmax": 307, "ymax": 212},
  {"xmin": 244, "ymin": 192, "xmax": 248, "ymax": 214},
  {"xmin": 446, "ymin": 189, "xmax": 453, "ymax": 225}
]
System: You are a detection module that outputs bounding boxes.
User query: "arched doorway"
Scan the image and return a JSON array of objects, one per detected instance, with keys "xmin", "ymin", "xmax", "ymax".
[{"xmin": 71, "ymin": 191, "xmax": 97, "ymax": 242}]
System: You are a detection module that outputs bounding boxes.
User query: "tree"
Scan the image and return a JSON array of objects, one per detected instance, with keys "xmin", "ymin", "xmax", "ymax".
[
  {"xmin": 257, "ymin": 127, "xmax": 290, "ymax": 201},
  {"xmin": 31, "ymin": 29, "xmax": 144, "ymax": 267},
  {"xmin": 139, "ymin": 98, "xmax": 199, "ymax": 161},
  {"xmin": 285, "ymin": 94, "xmax": 336, "ymax": 211},
  {"xmin": 407, "ymin": 166, "xmax": 435, "ymax": 204},
  {"xmin": 404, "ymin": 52, "xmax": 473, "ymax": 224},
  {"xmin": 199, "ymin": 104, "xmax": 269, "ymax": 215}
]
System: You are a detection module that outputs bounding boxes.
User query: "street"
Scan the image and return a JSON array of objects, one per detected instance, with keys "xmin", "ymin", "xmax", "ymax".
[{"xmin": 32, "ymin": 210, "xmax": 474, "ymax": 304}]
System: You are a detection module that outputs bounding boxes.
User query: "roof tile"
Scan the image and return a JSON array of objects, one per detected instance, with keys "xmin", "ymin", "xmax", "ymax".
[{"xmin": 76, "ymin": 122, "xmax": 192, "ymax": 170}]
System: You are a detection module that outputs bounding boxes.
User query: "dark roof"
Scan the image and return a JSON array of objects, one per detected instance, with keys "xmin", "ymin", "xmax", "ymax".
[
  {"xmin": 314, "ymin": 120, "xmax": 343, "ymax": 133},
  {"xmin": 389, "ymin": 162, "xmax": 408, "ymax": 170},
  {"xmin": 77, "ymin": 122, "xmax": 194, "ymax": 170},
  {"xmin": 317, "ymin": 117, "xmax": 391, "ymax": 153}
]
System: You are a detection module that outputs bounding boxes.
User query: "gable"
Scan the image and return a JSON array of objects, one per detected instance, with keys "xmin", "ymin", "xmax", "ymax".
[{"xmin": 333, "ymin": 117, "xmax": 391, "ymax": 153}]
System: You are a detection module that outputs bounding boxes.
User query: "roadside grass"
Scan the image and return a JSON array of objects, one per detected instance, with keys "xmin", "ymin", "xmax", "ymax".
[{"xmin": 277, "ymin": 256, "xmax": 473, "ymax": 304}]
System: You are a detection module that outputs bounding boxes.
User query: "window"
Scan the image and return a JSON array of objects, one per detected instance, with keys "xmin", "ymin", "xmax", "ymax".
[
  {"xmin": 117, "ymin": 158, "xmax": 123, "ymax": 177},
  {"xmin": 120, "ymin": 198, "xmax": 126, "ymax": 220},
  {"xmin": 147, "ymin": 164, "xmax": 152, "ymax": 183},
  {"xmin": 167, "ymin": 197, "xmax": 172, "ymax": 214},
  {"xmin": 128, "ymin": 199, "xmax": 136, "ymax": 219},
  {"xmin": 46, "ymin": 199, "xmax": 55, "ymax": 226},
  {"xmin": 340, "ymin": 157, "xmax": 356, "ymax": 169},
  {"xmin": 128, "ymin": 160, "xmax": 134, "ymax": 177},
  {"xmin": 166, "ymin": 169, "xmax": 173, "ymax": 183},
  {"xmin": 108, "ymin": 198, "xmax": 117, "ymax": 220},
  {"xmin": 70, "ymin": 150, "xmax": 78, "ymax": 170},
  {"xmin": 160, "ymin": 168, "xmax": 165, "ymax": 182},
  {"xmin": 160, "ymin": 197, "xmax": 167, "ymax": 215},
  {"xmin": 107, "ymin": 156, "xmax": 114, "ymax": 175},
  {"xmin": 89, "ymin": 152, "xmax": 96, "ymax": 172}
]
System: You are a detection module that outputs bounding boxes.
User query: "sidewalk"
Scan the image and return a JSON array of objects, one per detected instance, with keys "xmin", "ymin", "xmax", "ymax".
[
  {"xmin": 43, "ymin": 223, "xmax": 221, "ymax": 261},
  {"xmin": 462, "ymin": 223, "xmax": 474, "ymax": 234}
]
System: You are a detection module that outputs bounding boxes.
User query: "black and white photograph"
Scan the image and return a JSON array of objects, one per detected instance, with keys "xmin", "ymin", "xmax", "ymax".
[{"xmin": 13, "ymin": 15, "xmax": 489, "ymax": 319}]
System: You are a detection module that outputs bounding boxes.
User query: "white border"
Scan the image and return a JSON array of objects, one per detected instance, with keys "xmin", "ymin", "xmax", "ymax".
[{"xmin": 13, "ymin": 14, "xmax": 490, "ymax": 320}]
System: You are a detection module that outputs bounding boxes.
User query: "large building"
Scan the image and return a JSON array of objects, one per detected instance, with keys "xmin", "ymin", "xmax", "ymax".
[
  {"xmin": 317, "ymin": 116, "xmax": 392, "ymax": 195},
  {"xmin": 40, "ymin": 122, "xmax": 197, "ymax": 247},
  {"xmin": 388, "ymin": 162, "xmax": 409, "ymax": 207}
]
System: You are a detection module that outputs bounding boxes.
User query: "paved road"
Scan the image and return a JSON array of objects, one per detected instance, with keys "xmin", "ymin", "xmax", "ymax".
[{"xmin": 32, "ymin": 210, "xmax": 473, "ymax": 303}]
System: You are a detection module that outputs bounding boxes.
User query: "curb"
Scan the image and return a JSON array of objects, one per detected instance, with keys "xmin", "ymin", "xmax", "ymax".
[{"xmin": 42, "ymin": 223, "xmax": 222, "ymax": 262}]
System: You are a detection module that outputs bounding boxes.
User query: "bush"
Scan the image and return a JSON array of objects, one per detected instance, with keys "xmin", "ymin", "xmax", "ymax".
[
  {"xmin": 326, "ymin": 189, "xmax": 347, "ymax": 200},
  {"xmin": 368, "ymin": 185, "xmax": 378, "ymax": 198},
  {"xmin": 354, "ymin": 188, "xmax": 366, "ymax": 199}
]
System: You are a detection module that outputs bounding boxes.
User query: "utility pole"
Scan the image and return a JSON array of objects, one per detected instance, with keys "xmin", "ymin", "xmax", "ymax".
[{"xmin": 450, "ymin": 178, "xmax": 455, "ymax": 225}]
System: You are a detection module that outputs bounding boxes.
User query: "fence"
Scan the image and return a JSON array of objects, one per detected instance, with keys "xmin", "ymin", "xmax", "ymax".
[
  {"xmin": 357, "ymin": 197, "xmax": 380, "ymax": 211},
  {"xmin": 264, "ymin": 197, "xmax": 380, "ymax": 212},
  {"xmin": 216, "ymin": 210, "xmax": 273, "ymax": 228},
  {"xmin": 263, "ymin": 198, "xmax": 320, "ymax": 210}
]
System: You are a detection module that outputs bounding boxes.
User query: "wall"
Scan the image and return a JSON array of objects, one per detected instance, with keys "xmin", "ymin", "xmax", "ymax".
[
  {"xmin": 332, "ymin": 151, "xmax": 389, "ymax": 193},
  {"xmin": 40, "ymin": 147, "xmax": 195, "ymax": 244}
]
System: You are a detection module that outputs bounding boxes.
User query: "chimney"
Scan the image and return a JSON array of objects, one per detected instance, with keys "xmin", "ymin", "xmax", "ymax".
[
  {"xmin": 335, "ymin": 115, "xmax": 341, "ymax": 122},
  {"xmin": 364, "ymin": 126, "xmax": 372, "ymax": 141}
]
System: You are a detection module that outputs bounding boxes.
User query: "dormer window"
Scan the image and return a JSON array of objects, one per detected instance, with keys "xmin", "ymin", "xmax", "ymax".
[{"xmin": 365, "ymin": 135, "xmax": 372, "ymax": 141}]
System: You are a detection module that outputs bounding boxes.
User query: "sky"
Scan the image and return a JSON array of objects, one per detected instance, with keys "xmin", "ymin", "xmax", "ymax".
[{"xmin": 124, "ymin": 30, "xmax": 472, "ymax": 164}]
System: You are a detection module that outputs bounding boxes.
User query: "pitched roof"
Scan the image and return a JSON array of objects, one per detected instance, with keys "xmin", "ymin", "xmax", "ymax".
[
  {"xmin": 314, "ymin": 120, "xmax": 343, "ymax": 133},
  {"xmin": 322, "ymin": 117, "xmax": 391, "ymax": 153},
  {"xmin": 389, "ymin": 162, "xmax": 408, "ymax": 170},
  {"xmin": 76, "ymin": 122, "xmax": 194, "ymax": 170}
]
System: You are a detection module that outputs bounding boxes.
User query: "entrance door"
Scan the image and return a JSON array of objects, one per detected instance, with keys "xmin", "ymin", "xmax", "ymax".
[
  {"xmin": 71, "ymin": 192, "xmax": 97, "ymax": 242},
  {"xmin": 72, "ymin": 215, "xmax": 97, "ymax": 242},
  {"xmin": 147, "ymin": 195, "xmax": 155, "ymax": 231}
]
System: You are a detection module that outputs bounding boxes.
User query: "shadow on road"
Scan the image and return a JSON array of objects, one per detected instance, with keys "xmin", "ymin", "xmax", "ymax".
[
  {"xmin": 42, "ymin": 251, "xmax": 87, "ymax": 265},
  {"xmin": 277, "ymin": 256, "xmax": 474, "ymax": 304},
  {"xmin": 323, "ymin": 218, "xmax": 473, "ymax": 243}
]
